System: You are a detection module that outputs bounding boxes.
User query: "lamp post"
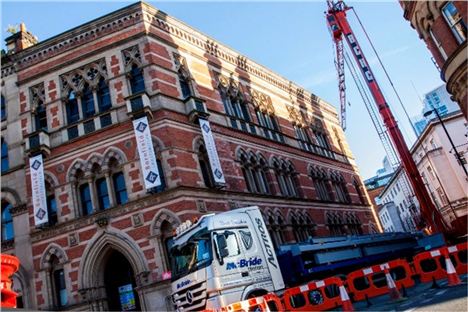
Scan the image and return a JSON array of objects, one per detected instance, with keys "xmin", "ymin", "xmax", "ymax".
[{"xmin": 423, "ymin": 108, "xmax": 468, "ymax": 177}]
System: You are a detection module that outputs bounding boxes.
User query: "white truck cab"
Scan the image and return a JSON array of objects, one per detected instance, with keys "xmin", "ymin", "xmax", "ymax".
[{"xmin": 169, "ymin": 206, "xmax": 285, "ymax": 311}]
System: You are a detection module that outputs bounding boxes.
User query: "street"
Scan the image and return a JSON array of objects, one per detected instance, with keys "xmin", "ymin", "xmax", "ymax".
[{"xmin": 352, "ymin": 275, "xmax": 468, "ymax": 311}]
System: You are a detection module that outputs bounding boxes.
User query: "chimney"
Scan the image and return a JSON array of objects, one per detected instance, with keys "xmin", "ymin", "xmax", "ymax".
[{"xmin": 5, "ymin": 23, "xmax": 38, "ymax": 54}]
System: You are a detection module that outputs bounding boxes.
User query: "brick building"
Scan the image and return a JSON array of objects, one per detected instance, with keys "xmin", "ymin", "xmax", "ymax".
[
  {"xmin": 400, "ymin": 1, "xmax": 467, "ymax": 116},
  {"xmin": 1, "ymin": 2, "xmax": 378, "ymax": 310}
]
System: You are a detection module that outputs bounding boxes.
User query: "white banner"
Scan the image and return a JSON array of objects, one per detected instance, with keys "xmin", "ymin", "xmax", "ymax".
[
  {"xmin": 199, "ymin": 118, "xmax": 225, "ymax": 185},
  {"xmin": 133, "ymin": 116, "xmax": 161, "ymax": 190},
  {"xmin": 29, "ymin": 154, "xmax": 48, "ymax": 226}
]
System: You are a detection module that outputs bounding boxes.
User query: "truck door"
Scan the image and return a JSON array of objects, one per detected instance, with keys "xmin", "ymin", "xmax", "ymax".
[{"xmin": 213, "ymin": 229, "xmax": 253, "ymax": 290}]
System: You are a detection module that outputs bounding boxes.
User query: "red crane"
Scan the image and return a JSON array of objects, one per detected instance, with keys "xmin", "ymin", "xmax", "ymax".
[{"xmin": 325, "ymin": 0, "xmax": 448, "ymax": 234}]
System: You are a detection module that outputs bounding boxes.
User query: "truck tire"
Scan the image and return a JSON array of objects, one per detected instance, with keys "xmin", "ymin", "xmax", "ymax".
[{"xmin": 246, "ymin": 289, "xmax": 268, "ymax": 299}]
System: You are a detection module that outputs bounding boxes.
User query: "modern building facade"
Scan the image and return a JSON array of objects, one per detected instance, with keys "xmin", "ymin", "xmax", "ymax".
[
  {"xmin": 400, "ymin": 1, "xmax": 467, "ymax": 116},
  {"xmin": 411, "ymin": 110, "xmax": 467, "ymax": 231},
  {"xmin": 1, "ymin": 2, "xmax": 378, "ymax": 311},
  {"xmin": 378, "ymin": 167, "xmax": 419, "ymax": 232},
  {"xmin": 412, "ymin": 84, "xmax": 460, "ymax": 137},
  {"xmin": 378, "ymin": 202, "xmax": 405, "ymax": 233}
]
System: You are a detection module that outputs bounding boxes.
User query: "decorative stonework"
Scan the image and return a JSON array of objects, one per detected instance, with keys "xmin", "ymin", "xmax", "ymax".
[
  {"xmin": 68, "ymin": 233, "xmax": 79, "ymax": 247},
  {"xmin": 287, "ymin": 106, "xmax": 305, "ymax": 127},
  {"xmin": 16, "ymin": 10, "xmax": 142, "ymax": 70},
  {"xmin": 251, "ymin": 89, "xmax": 274, "ymax": 114},
  {"xmin": 196, "ymin": 200, "xmax": 207, "ymax": 213},
  {"xmin": 122, "ymin": 45, "xmax": 142, "ymax": 71},
  {"xmin": 30, "ymin": 82, "xmax": 45, "ymax": 111},
  {"xmin": 132, "ymin": 213, "xmax": 143, "ymax": 227},
  {"xmin": 216, "ymin": 73, "xmax": 244, "ymax": 100},
  {"xmin": 60, "ymin": 59, "xmax": 108, "ymax": 98}
]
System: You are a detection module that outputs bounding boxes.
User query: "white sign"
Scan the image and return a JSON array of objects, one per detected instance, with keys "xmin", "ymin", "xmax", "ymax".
[
  {"xmin": 29, "ymin": 154, "xmax": 48, "ymax": 226},
  {"xmin": 199, "ymin": 118, "xmax": 225, "ymax": 185},
  {"xmin": 133, "ymin": 116, "xmax": 161, "ymax": 190}
]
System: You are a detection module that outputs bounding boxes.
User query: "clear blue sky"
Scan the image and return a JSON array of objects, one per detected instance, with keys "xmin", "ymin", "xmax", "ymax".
[{"xmin": 1, "ymin": 1, "xmax": 445, "ymax": 179}]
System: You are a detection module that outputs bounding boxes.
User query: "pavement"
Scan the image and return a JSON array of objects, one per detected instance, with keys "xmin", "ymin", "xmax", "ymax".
[{"xmin": 351, "ymin": 274, "xmax": 468, "ymax": 311}]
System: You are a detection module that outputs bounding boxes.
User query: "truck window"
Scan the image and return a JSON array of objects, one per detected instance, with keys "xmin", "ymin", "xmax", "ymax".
[{"xmin": 220, "ymin": 231, "xmax": 240, "ymax": 257}]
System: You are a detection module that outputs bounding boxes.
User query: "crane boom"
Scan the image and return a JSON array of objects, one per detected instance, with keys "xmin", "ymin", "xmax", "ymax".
[{"xmin": 325, "ymin": 1, "xmax": 447, "ymax": 233}]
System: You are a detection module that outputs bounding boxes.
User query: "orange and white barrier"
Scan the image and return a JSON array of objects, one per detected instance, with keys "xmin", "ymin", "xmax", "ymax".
[
  {"xmin": 283, "ymin": 276, "xmax": 348, "ymax": 311},
  {"xmin": 447, "ymin": 242, "xmax": 468, "ymax": 275},
  {"xmin": 346, "ymin": 259, "xmax": 414, "ymax": 301},
  {"xmin": 216, "ymin": 293, "xmax": 284, "ymax": 312},
  {"xmin": 413, "ymin": 247, "xmax": 447, "ymax": 283}
]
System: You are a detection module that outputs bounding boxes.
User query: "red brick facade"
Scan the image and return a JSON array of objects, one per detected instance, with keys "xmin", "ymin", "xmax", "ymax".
[
  {"xmin": 1, "ymin": 3, "xmax": 378, "ymax": 310},
  {"xmin": 400, "ymin": 1, "xmax": 467, "ymax": 116}
]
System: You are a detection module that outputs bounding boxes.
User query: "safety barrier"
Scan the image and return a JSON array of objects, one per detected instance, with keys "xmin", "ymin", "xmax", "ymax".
[
  {"xmin": 213, "ymin": 293, "xmax": 284, "ymax": 312},
  {"xmin": 346, "ymin": 259, "xmax": 414, "ymax": 301},
  {"xmin": 448, "ymin": 242, "xmax": 468, "ymax": 275},
  {"xmin": 413, "ymin": 247, "xmax": 448, "ymax": 283},
  {"xmin": 283, "ymin": 276, "xmax": 345, "ymax": 311}
]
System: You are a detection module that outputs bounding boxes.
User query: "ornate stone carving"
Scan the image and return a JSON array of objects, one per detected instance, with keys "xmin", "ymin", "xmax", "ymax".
[
  {"xmin": 68, "ymin": 233, "xmax": 78, "ymax": 247},
  {"xmin": 30, "ymin": 82, "xmax": 45, "ymax": 111},
  {"xmin": 60, "ymin": 59, "xmax": 108, "ymax": 98},
  {"xmin": 95, "ymin": 216, "xmax": 109, "ymax": 227},
  {"xmin": 216, "ymin": 73, "xmax": 243, "ymax": 100},
  {"xmin": 287, "ymin": 106, "xmax": 305, "ymax": 126},
  {"xmin": 132, "ymin": 213, "xmax": 143, "ymax": 227},
  {"xmin": 122, "ymin": 45, "xmax": 142, "ymax": 71},
  {"xmin": 251, "ymin": 89, "xmax": 274, "ymax": 115}
]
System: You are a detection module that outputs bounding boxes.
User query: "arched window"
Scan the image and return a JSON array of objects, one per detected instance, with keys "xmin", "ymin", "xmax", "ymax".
[
  {"xmin": 81, "ymin": 83, "xmax": 95, "ymax": 119},
  {"xmin": 346, "ymin": 213, "xmax": 362, "ymax": 235},
  {"xmin": 256, "ymin": 110, "xmax": 281, "ymax": 141},
  {"xmin": 331, "ymin": 172, "xmax": 350, "ymax": 203},
  {"xmin": 34, "ymin": 101, "xmax": 47, "ymax": 131},
  {"xmin": 1, "ymin": 201, "xmax": 14, "ymax": 242},
  {"xmin": 76, "ymin": 166, "xmax": 93, "ymax": 216},
  {"xmin": 220, "ymin": 83, "xmax": 251, "ymax": 132},
  {"xmin": 1, "ymin": 94, "xmax": 6, "ymax": 121},
  {"xmin": 294, "ymin": 125, "xmax": 313, "ymax": 152},
  {"xmin": 50, "ymin": 255, "xmax": 67, "ymax": 308},
  {"xmin": 1, "ymin": 138, "xmax": 9, "ymax": 173},
  {"xmin": 46, "ymin": 181, "xmax": 58, "ymax": 226},
  {"xmin": 129, "ymin": 63, "xmax": 145, "ymax": 94},
  {"xmin": 112, "ymin": 172, "xmax": 128, "ymax": 205},
  {"xmin": 353, "ymin": 178, "xmax": 366, "ymax": 204},
  {"xmin": 266, "ymin": 213, "xmax": 286, "ymax": 249},
  {"xmin": 178, "ymin": 71, "xmax": 192, "ymax": 99},
  {"xmin": 273, "ymin": 160, "xmax": 299, "ymax": 197},
  {"xmin": 96, "ymin": 177, "xmax": 110, "ymax": 210},
  {"xmin": 326, "ymin": 212, "xmax": 345, "ymax": 236},
  {"xmin": 97, "ymin": 77, "xmax": 112, "ymax": 112},
  {"xmin": 198, "ymin": 144, "xmax": 215, "ymax": 188},
  {"xmin": 239, "ymin": 152, "xmax": 270, "ymax": 195},
  {"xmin": 65, "ymin": 90, "xmax": 80, "ymax": 124},
  {"xmin": 310, "ymin": 167, "xmax": 332, "ymax": 201}
]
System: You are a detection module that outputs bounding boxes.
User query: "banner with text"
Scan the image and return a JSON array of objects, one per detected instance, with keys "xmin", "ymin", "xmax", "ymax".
[
  {"xmin": 133, "ymin": 116, "xmax": 161, "ymax": 190},
  {"xmin": 29, "ymin": 154, "xmax": 48, "ymax": 226},
  {"xmin": 199, "ymin": 118, "xmax": 225, "ymax": 185}
]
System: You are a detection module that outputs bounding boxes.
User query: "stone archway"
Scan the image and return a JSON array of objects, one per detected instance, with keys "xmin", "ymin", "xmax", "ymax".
[{"xmin": 78, "ymin": 229, "xmax": 149, "ymax": 311}]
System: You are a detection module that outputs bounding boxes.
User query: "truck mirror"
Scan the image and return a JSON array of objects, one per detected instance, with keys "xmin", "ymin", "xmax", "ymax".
[{"xmin": 215, "ymin": 234, "xmax": 229, "ymax": 264}]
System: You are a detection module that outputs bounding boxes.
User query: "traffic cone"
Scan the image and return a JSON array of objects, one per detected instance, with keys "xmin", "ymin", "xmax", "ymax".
[
  {"xmin": 384, "ymin": 268, "xmax": 401, "ymax": 300},
  {"xmin": 339, "ymin": 281, "xmax": 354, "ymax": 311},
  {"xmin": 445, "ymin": 254, "xmax": 461, "ymax": 286}
]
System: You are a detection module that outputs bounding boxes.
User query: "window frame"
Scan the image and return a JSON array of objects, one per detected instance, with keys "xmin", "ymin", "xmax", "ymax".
[
  {"xmin": 441, "ymin": 2, "xmax": 467, "ymax": 44},
  {"xmin": 1, "ymin": 201, "xmax": 14, "ymax": 242}
]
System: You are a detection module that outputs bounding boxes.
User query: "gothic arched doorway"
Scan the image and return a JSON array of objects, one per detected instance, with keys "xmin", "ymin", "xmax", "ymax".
[{"xmin": 103, "ymin": 250, "xmax": 141, "ymax": 311}]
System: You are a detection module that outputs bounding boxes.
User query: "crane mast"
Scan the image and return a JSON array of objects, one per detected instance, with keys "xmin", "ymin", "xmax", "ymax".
[{"xmin": 325, "ymin": 1, "xmax": 447, "ymax": 233}]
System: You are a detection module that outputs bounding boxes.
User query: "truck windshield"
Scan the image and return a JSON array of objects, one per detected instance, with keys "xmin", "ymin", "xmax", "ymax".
[{"xmin": 170, "ymin": 233, "xmax": 212, "ymax": 281}]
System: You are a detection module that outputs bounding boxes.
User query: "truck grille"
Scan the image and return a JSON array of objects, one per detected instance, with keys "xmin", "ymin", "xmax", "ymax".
[{"xmin": 173, "ymin": 281, "xmax": 207, "ymax": 311}]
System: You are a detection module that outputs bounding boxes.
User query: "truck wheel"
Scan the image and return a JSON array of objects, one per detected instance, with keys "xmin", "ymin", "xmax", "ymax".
[{"xmin": 246, "ymin": 289, "xmax": 268, "ymax": 299}]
